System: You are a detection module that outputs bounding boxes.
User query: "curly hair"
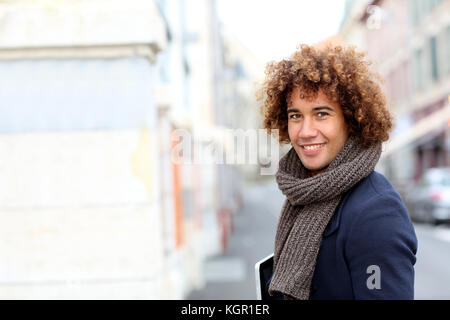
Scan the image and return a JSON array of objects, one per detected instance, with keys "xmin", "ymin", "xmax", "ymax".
[{"xmin": 258, "ymin": 44, "xmax": 393, "ymax": 147}]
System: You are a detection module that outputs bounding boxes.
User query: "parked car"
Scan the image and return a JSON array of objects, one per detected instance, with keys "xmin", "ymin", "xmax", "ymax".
[{"xmin": 404, "ymin": 168, "xmax": 450, "ymax": 225}]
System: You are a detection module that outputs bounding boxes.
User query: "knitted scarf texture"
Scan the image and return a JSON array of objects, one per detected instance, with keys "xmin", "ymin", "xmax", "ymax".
[{"xmin": 268, "ymin": 136, "xmax": 382, "ymax": 300}]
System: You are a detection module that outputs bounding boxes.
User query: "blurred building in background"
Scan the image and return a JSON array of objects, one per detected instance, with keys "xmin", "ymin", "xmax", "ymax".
[
  {"xmin": 0, "ymin": 0, "xmax": 169, "ymax": 299},
  {"xmin": 0, "ymin": 0, "xmax": 251, "ymax": 299},
  {"xmin": 221, "ymin": 32, "xmax": 267, "ymax": 180},
  {"xmin": 339, "ymin": 0, "xmax": 450, "ymax": 190},
  {"xmin": 154, "ymin": 0, "xmax": 247, "ymax": 299}
]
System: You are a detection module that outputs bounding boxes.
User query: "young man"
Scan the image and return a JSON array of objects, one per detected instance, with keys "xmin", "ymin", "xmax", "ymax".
[{"xmin": 259, "ymin": 45, "xmax": 418, "ymax": 300}]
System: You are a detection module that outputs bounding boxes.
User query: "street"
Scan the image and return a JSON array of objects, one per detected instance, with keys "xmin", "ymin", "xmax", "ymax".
[
  {"xmin": 187, "ymin": 179, "xmax": 450, "ymax": 300},
  {"xmin": 414, "ymin": 223, "xmax": 450, "ymax": 299},
  {"xmin": 187, "ymin": 179, "xmax": 282, "ymax": 299}
]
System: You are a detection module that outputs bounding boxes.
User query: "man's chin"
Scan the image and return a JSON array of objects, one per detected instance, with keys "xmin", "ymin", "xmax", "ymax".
[
  {"xmin": 296, "ymin": 152, "xmax": 329, "ymax": 173},
  {"xmin": 302, "ymin": 161, "xmax": 329, "ymax": 175},
  {"xmin": 299, "ymin": 158, "xmax": 322, "ymax": 171}
]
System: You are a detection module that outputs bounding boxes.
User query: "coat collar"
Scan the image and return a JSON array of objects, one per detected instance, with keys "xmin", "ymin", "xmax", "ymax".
[{"xmin": 323, "ymin": 188, "xmax": 353, "ymax": 238}]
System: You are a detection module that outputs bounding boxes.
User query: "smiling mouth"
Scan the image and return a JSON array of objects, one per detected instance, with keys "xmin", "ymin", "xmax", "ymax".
[{"xmin": 301, "ymin": 143, "xmax": 326, "ymax": 151}]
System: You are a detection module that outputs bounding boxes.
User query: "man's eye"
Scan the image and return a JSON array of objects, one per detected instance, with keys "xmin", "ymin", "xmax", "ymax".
[
  {"xmin": 317, "ymin": 112, "xmax": 329, "ymax": 118},
  {"xmin": 289, "ymin": 114, "xmax": 301, "ymax": 119}
]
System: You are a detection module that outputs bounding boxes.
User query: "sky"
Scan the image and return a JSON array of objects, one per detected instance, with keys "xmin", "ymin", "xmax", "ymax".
[{"xmin": 217, "ymin": 0, "xmax": 347, "ymax": 63}]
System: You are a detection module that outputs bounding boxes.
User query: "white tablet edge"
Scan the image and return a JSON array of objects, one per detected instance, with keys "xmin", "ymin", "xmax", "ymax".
[{"xmin": 254, "ymin": 252, "xmax": 274, "ymax": 300}]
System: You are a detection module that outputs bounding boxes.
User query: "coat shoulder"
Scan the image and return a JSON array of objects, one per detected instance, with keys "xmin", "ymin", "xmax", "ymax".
[
  {"xmin": 347, "ymin": 171, "xmax": 406, "ymax": 210},
  {"xmin": 325, "ymin": 171, "xmax": 407, "ymax": 237},
  {"xmin": 352, "ymin": 171, "xmax": 401, "ymax": 201},
  {"xmin": 340, "ymin": 171, "xmax": 412, "ymax": 228}
]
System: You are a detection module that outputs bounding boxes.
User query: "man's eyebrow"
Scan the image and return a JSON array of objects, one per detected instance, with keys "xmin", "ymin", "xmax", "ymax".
[
  {"xmin": 313, "ymin": 106, "xmax": 335, "ymax": 112},
  {"xmin": 286, "ymin": 106, "xmax": 336, "ymax": 113}
]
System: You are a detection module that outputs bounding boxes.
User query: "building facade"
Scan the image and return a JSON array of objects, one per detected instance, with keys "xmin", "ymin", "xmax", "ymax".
[{"xmin": 339, "ymin": 0, "xmax": 450, "ymax": 189}]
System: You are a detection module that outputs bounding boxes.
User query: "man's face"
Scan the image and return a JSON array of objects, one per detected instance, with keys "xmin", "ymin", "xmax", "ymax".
[{"xmin": 287, "ymin": 87, "xmax": 349, "ymax": 174}]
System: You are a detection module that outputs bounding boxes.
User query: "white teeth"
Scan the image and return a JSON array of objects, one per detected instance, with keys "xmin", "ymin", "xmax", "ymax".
[{"xmin": 303, "ymin": 144, "xmax": 324, "ymax": 150}]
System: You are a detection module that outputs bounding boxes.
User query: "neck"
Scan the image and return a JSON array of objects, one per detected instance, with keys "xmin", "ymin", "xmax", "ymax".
[{"xmin": 309, "ymin": 167, "xmax": 328, "ymax": 177}]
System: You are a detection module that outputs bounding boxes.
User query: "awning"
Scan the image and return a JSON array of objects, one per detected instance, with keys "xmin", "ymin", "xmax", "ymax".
[{"xmin": 382, "ymin": 102, "xmax": 450, "ymax": 159}]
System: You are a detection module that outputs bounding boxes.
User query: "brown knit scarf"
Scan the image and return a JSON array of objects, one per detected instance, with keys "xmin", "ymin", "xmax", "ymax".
[{"xmin": 268, "ymin": 136, "xmax": 382, "ymax": 300}]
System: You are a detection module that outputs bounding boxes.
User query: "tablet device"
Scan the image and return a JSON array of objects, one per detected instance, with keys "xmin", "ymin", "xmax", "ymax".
[{"xmin": 255, "ymin": 253, "xmax": 274, "ymax": 300}]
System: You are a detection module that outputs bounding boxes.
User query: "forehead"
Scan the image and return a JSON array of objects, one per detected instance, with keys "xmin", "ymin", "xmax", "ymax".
[{"xmin": 287, "ymin": 87, "xmax": 339, "ymax": 109}]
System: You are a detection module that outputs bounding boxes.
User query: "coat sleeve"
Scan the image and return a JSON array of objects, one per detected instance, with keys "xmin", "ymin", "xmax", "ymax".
[{"xmin": 344, "ymin": 193, "xmax": 418, "ymax": 300}]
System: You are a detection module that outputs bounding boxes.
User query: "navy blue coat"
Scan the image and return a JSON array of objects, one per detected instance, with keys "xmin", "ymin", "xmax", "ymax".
[{"xmin": 269, "ymin": 171, "xmax": 418, "ymax": 300}]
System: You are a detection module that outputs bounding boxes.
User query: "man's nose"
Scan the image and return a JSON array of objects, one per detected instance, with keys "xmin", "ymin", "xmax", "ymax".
[{"xmin": 299, "ymin": 118, "xmax": 318, "ymax": 139}]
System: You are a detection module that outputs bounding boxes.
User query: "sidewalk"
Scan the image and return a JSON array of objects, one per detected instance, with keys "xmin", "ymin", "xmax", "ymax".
[{"xmin": 187, "ymin": 179, "xmax": 283, "ymax": 299}]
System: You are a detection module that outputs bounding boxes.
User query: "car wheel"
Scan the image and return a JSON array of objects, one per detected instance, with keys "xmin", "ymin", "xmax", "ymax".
[
  {"xmin": 423, "ymin": 203, "xmax": 436, "ymax": 225},
  {"xmin": 408, "ymin": 204, "xmax": 421, "ymax": 223}
]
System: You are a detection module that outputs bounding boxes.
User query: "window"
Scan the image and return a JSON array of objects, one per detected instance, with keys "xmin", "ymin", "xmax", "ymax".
[
  {"xmin": 447, "ymin": 26, "xmax": 450, "ymax": 75},
  {"xmin": 413, "ymin": 48, "xmax": 424, "ymax": 91},
  {"xmin": 429, "ymin": 36, "xmax": 439, "ymax": 82},
  {"xmin": 409, "ymin": 0, "xmax": 419, "ymax": 26}
]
